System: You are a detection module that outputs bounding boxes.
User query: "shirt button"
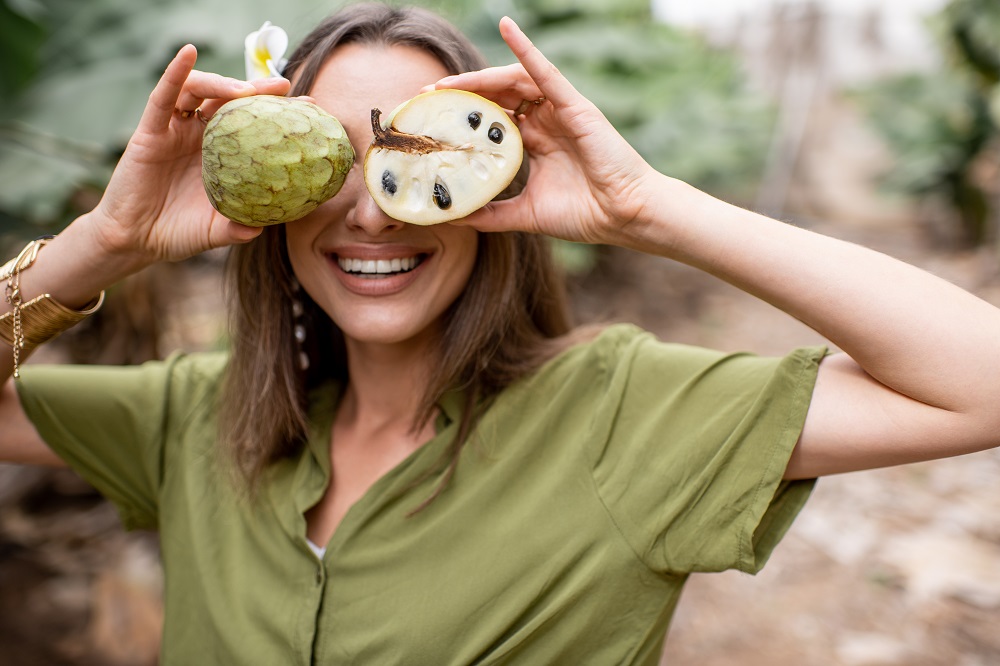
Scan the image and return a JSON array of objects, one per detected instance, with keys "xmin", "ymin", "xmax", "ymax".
[{"xmin": 315, "ymin": 570, "xmax": 323, "ymax": 585}]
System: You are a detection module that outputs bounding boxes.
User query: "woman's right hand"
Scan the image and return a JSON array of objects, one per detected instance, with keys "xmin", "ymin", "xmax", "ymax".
[
  {"xmin": 89, "ymin": 45, "xmax": 290, "ymax": 265},
  {"xmin": 431, "ymin": 19, "xmax": 661, "ymax": 248}
]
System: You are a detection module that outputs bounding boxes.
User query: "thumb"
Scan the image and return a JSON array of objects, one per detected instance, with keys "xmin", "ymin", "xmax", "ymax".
[
  {"xmin": 459, "ymin": 197, "xmax": 530, "ymax": 234},
  {"xmin": 219, "ymin": 219, "xmax": 265, "ymax": 245}
]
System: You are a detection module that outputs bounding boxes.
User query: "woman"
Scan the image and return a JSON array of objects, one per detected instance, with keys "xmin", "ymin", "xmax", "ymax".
[{"xmin": 2, "ymin": 3, "xmax": 998, "ymax": 664}]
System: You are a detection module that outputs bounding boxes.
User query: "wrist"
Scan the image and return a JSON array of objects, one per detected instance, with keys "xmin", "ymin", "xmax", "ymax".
[
  {"xmin": 73, "ymin": 209, "xmax": 157, "ymax": 281},
  {"xmin": 598, "ymin": 171, "xmax": 700, "ymax": 257},
  {"xmin": 5, "ymin": 212, "xmax": 151, "ymax": 314},
  {"xmin": 1, "ymin": 234, "xmax": 108, "ymax": 378}
]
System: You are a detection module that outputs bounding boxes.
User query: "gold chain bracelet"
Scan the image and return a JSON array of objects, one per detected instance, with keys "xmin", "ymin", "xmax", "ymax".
[{"xmin": 1, "ymin": 236, "xmax": 105, "ymax": 379}]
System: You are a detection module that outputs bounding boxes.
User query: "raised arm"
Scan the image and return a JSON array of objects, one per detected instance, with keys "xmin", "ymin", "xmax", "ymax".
[
  {"xmin": 0, "ymin": 45, "xmax": 287, "ymax": 464},
  {"xmin": 438, "ymin": 18, "xmax": 1000, "ymax": 478}
]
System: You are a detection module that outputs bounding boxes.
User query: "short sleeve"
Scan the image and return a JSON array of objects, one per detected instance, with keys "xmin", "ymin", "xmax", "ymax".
[
  {"xmin": 589, "ymin": 326, "xmax": 825, "ymax": 575},
  {"xmin": 15, "ymin": 353, "xmax": 214, "ymax": 531}
]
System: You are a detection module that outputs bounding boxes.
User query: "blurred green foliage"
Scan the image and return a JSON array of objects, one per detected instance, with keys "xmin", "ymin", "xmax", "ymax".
[
  {"xmin": 0, "ymin": 0, "xmax": 773, "ymax": 262},
  {"xmin": 859, "ymin": 0, "xmax": 1000, "ymax": 246},
  {"xmin": 0, "ymin": 0, "xmax": 336, "ymax": 236},
  {"xmin": 0, "ymin": 0, "xmax": 46, "ymax": 96},
  {"xmin": 456, "ymin": 0, "xmax": 775, "ymax": 201}
]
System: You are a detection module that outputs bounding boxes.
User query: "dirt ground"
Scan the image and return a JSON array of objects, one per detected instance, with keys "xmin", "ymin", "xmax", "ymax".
[{"xmin": 1, "ymin": 97, "xmax": 999, "ymax": 664}]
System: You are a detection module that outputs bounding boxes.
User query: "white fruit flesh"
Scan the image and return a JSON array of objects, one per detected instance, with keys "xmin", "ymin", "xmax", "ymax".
[{"xmin": 363, "ymin": 89, "xmax": 523, "ymax": 225}]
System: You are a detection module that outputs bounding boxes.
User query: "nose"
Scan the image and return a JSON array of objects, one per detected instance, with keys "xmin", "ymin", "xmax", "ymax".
[{"xmin": 344, "ymin": 173, "xmax": 406, "ymax": 237}]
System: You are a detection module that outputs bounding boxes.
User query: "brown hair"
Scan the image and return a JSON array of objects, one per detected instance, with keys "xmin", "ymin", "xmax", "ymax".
[{"xmin": 218, "ymin": 3, "xmax": 573, "ymax": 500}]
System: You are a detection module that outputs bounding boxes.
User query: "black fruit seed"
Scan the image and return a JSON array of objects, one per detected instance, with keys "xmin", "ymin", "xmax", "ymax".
[
  {"xmin": 382, "ymin": 170, "xmax": 397, "ymax": 195},
  {"xmin": 488, "ymin": 125, "xmax": 503, "ymax": 144},
  {"xmin": 468, "ymin": 112, "xmax": 482, "ymax": 130},
  {"xmin": 433, "ymin": 182, "xmax": 452, "ymax": 209}
]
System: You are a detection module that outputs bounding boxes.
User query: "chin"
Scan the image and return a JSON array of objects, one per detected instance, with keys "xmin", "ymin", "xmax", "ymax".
[{"xmin": 334, "ymin": 309, "xmax": 444, "ymax": 350}]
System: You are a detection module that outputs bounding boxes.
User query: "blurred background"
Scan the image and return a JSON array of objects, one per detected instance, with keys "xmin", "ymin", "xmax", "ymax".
[{"xmin": 1, "ymin": 0, "xmax": 999, "ymax": 664}]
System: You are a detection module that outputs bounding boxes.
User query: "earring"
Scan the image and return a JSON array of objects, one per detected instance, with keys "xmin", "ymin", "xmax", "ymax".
[{"xmin": 290, "ymin": 278, "xmax": 310, "ymax": 371}]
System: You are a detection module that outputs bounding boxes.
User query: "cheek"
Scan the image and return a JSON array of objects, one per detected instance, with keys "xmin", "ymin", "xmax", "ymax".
[
  {"xmin": 284, "ymin": 218, "xmax": 335, "ymax": 306},
  {"xmin": 442, "ymin": 231, "xmax": 479, "ymax": 298},
  {"xmin": 284, "ymin": 220, "xmax": 319, "ymax": 277},
  {"xmin": 283, "ymin": 172, "xmax": 361, "ymax": 271}
]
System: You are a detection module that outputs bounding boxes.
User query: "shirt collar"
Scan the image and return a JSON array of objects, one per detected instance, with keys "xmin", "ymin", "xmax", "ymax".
[
  {"xmin": 435, "ymin": 386, "xmax": 465, "ymax": 431},
  {"xmin": 305, "ymin": 381, "xmax": 340, "ymax": 477},
  {"xmin": 305, "ymin": 379, "xmax": 465, "ymax": 444}
]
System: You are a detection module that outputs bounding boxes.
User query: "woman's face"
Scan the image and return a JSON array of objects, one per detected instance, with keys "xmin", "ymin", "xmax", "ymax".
[{"xmin": 285, "ymin": 43, "xmax": 478, "ymax": 351}]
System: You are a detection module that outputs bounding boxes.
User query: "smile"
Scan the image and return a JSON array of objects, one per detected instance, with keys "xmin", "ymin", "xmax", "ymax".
[{"xmin": 336, "ymin": 254, "xmax": 426, "ymax": 278}]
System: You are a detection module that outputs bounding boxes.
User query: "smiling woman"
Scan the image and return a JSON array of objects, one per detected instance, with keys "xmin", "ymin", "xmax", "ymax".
[
  {"xmin": 283, "ymin": 42, "xmax": 479, "ymax": 354},
  {"xmin": 222, "ymin": 21, "xmax": 571, "ymax": 515},
  {"xmin": 1, "ymin": 2, "xmax": 999, "ymax": 665}
]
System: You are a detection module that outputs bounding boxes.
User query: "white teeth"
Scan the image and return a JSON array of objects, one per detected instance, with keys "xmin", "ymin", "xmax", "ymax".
[{"xmin": 337, "ymin": 255, "xmax": 422, "ymax": 275}]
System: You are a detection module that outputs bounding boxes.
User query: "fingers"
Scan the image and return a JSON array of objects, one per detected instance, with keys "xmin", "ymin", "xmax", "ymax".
[
  {"xmin": 248, "ymin": 77, "xmax": 292, "ymax": 96},
  {"xmin": 143, "ymin": 45, "xmax": 292, "ymax": 132},
  {"xmin": 202, "ymin": 215, "xmax": 265, "ymax": 249},
  {"xmin": 432, "ymin": 18, "xmax": 581, "ymax": 118},
  {"xmin": 197, "ymin": 78, "xmax": 293, "ymax": 118},
  {"xmin": 457, "ymin": 197, "xmax": 524, "ymax": 234},
  {"xmin": 432, "ymin": 64, "xmax": 543, "ymax": 111},
  {"xmin": 498, "ymin": 17, "xmax": 580, "ymax": 110},
  {"xmin": 174, "ymin": 70, "xmax": 258, "ymax": 112},
  {"xmin": 219, "ymin": 220, "xmax": 264, "ymax": 246},
  {"xmin": 141, "ymin": 44, "xmax": 199, "ymax": 134}
]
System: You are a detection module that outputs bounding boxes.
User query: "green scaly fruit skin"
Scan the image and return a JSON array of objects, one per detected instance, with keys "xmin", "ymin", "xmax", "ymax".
[{"xmin": 202, "ymin": 96, "xmax": 355, "ymax": 227}]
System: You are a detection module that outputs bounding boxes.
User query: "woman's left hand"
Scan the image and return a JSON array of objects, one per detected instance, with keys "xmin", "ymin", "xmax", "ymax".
[{"xmin": 431, "ymin": 17, "xmax": 662, "ymax": 245}]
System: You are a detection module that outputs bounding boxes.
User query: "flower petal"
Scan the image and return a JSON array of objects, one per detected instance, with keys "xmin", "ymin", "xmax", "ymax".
[{"xmin": 244, "ymin": 21, "xmax": 289, "ymax": 81}]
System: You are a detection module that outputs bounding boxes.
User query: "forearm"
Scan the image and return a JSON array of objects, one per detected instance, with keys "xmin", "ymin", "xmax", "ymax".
[
  {"xmin": 7, "ymin": 213, "xmax": 149, "ymax": 309},
  {"xmin": 620, "ymin": 175, "xmax": 1000, "ymax": 417},
  {"xmin": 0, "ymin": 212, "xmax": 151, "ymax": 384},
  {"xmin": 0, "ymin": 212, "xmax": 148, "ymax": 465}
]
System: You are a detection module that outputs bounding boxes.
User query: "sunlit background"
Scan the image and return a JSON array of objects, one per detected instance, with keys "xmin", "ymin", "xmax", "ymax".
[{"xmin": 1, "ymin": 1, "xmax": 998, "ymax": 664}]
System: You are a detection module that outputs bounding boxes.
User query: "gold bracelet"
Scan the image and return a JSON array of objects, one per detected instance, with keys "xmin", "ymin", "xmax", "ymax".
[
  {"xmin": 2, "ymin": 236, "xmax": 105, "ymax": 378},
  {"xmin": 0, "ymin": 292, "xmax": 106, "ymax": 348},
  {"xmin": 0, "ymin": 235, "xmax": 55, "ymax": 283}
]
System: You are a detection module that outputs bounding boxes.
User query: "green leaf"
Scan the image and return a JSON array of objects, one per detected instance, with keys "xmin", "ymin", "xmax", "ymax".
[{"xmin": 0, "ymin": 0, "xmax": 47, "ymax": 96}]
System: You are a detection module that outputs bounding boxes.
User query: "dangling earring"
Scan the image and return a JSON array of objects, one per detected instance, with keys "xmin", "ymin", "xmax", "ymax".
[{"xmin": 290, "ymin": 278, "xmax": 310, "ymax": 371}]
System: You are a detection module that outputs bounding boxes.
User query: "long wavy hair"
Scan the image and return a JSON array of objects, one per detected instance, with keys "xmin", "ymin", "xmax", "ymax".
[{"xmin": 218, "ymin": 3, "xmax": 574, "ymax": 504}]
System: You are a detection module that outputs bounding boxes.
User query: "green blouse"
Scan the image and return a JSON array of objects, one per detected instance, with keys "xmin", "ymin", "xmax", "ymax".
[{"xmin": 17, "ymin": 324, "xmax": 824, "ymax": 665}]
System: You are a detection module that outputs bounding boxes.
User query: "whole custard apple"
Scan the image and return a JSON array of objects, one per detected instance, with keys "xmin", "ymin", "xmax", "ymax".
[{"xmin": 201, "ymin": 96, "xmax": 354, "ymax": 227}]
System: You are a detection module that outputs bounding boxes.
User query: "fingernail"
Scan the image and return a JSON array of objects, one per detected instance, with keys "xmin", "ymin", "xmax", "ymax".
[
  {"xmin": 249, "ymin": 77, "xmax": 288, "ymax": 86},
  {"xmin": 438, "ymin": 76, "xmax": 457, "ymax": 85},
  {"xmin": 232, "ymin": 224, "xmax": 263, "ymax": 242}
]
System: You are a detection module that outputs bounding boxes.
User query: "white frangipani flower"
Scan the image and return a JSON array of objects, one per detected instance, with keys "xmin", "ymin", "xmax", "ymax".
[{"xmin": 244, "ymin": 21, "xmax": 288, "ymax": 80}]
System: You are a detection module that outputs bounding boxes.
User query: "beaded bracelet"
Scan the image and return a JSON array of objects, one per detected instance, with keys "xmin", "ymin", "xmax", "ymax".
[{"xmin": 1, "ymin": 236, "xmax": 105, "ymax": 378}]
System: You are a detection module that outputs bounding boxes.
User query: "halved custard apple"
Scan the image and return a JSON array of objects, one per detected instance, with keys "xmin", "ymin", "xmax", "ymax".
[{"xmin": 363, "ymin": 89, "xmax": 525, "ymax": 225}]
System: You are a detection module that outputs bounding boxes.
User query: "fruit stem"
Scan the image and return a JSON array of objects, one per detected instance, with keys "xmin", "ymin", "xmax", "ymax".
[{"xmin": 370, "ymin": 108, "xmax": 449, "ymax": 154}]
